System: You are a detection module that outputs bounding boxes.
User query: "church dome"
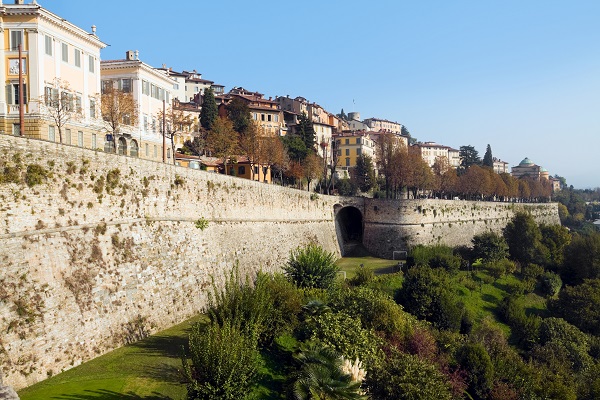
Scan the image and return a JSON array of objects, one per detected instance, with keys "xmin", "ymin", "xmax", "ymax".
[{"xmin": 519, "ymin": 157, "xmax": 534, "ymax": 166}]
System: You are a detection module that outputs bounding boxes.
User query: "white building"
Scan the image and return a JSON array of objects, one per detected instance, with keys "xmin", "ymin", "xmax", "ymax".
[
  {"xmin": 0, "ymin": 0, "xmax": 106, "ymax": 144},
  {"xmin": 101, "ymin": 50, "xmax": 176, "ymax": 161}
]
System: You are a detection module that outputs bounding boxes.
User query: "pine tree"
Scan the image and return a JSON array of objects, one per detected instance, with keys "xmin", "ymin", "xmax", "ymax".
[
  {"xmin": 483, "ymin": 144, "xmax": 494, "ymax": 168},
  {"xmin": 297, "ymin": 112, "xmax": 316, "ymax": 154},
  {"xmin": 200, "ymin": 87, "xmax": 218, "ymax": 131}
]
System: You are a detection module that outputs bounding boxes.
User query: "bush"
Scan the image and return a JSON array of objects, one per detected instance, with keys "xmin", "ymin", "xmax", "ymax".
[
  {"xmin": 549, "ymin": 278, "xmax": 600, "ymax": 335},
  {"xmin": 539, "ymin": 271, "xmax": 562, "ymax": 297},
  {"xmin": 284, "ymin": 244, "xmax": 339, "ymax": 289},
  {"xmin": 348, "ymin": 265, "xmax": 374, "ymax": 286},
  {"xmin": 410, "ymin": 245, "xmax": 462, "ymax": 274},
  {"xmin": 25, "ymin": 164, "xmax": 49, "ymax": 187},
  {"xmin": 182, "ymin": 320, "xmax": 261, "ymax": 400},
  {"xmin": 472, "ymin": 231, "xmax": 509, "ymax": 262},
  {"xmin": 456, "ymin": 343, "xmax": 494, "ymax": 399},
  {"xmin": 330, "ymin": 286, "xmax": 413, "ymax": 336},
  {"xmin": 366, "ymin": 350, "xmax": 453, "ymax": 400},
  {"xmin": 302, "ymin": 310, "xmax": 382, "ymax": 367}
]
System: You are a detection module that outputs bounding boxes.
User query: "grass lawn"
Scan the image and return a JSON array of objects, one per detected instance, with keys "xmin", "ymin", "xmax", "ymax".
[
  {"xmin": 18, "ymin": 315, "xmax": 205, "ymax": 400},
  {"xmin": 335, "ymin": 256, "xmax": 399, "ymax": 279}
]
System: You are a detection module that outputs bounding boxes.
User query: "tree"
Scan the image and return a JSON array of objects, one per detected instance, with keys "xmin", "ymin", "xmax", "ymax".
[
  {"xmin": 351, "ymin": 154, "xmax": 376, "ymax": 193},
  {"xmin": 200, "ymin": 87, "xmax": 218, "ymax": 131},
  {"xmin": 157, "ymin": 106, "xmax": 194, "ymax": 164},
  {"xmin": 472, "ymin": 231, "xmax": 509, "ymax": 262},
  {"xmin": 482, "ymin": 144, "xmax": 493, "ymax": 168},
  {"xmin": 561, "ymin": 232, "xmax": 600, "ymax": 284},
  {"xmin": 503, "ymin": 212, "xmax": 544, "ymax": 265},
  {"xmin": 226, "ymin": 97, "xmax": 251, "ymax": 135},
  {"xmin": 206, "ymin": 117, "xmax": 239, "ymax": 174},
  {"xmin": 457, "ymin": 343, "xmax": 494, "ymax": 399},
  {"xmin": 303, "ymin": 152, "xmax": 323, "ymax": 191},
  {"xmin": 260, "ymin": 136, "xmax": 288, "ymax": 184},
  {"xmin": 39, "ymin": 78, "xmax": 82, "ymax": 144},
  {"xmin": 459, "ymin": 145, "xmax": 481, "ymax": 174},
  {"xmin": 549, "ymin": 279, "xmax": 600, "ymax": 335},
  {"xmin": 405, "ymin": 146, "xmax": 433, "ymax": 199},
  {"xmin": 181, "ymin": 136, "xmax": 204, "ymax": 156},
  {"xmin": 297, "ymin": 112, "xmax": 316, "ymax": 156},
  {"xmin": 100, "ymin": 84, "xmax": 138, "ymax": 153},
  {"xmin": 337, "ymin": 108, "xmax": 347, "ymax": 121}
]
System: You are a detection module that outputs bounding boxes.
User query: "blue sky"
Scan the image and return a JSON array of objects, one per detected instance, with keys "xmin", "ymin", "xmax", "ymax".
[{"xmin": 46, "ymin": 0, "xmax": 600, "ymax": 188}]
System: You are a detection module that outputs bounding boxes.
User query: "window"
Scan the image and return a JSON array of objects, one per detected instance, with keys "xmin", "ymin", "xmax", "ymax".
[
  {"xmin": 101, "ymin": 80, "xmax": 112, "ymax": 94},
  {"xmin": 267, "ymin": 115, "xmax": 272, "ymax": 122},
  {"xmin": 61, "ymin": 91, "xmax": 73, "ymax": 111},
  {"xmin": 153, "ymin": 145, "xmax": 157, "ymax": 158},
  {"xmin": 274, "ymin": 115, "xmax": 279, "ymax": 122},
  {"xmin": 10, "ymin": 30, "xmax": 23, "ymax": 51},
  {"xmin": 253, "ymin": 113, "xmax": 257, "ymax": 120},
  {"xmin": 143, "ymin": 115, "xmax": 148, "ymax": 132},
  {"xmin": 345, "ymin": 158, "xmax": 350, "ymax": 166},
  {"xmin": 261, "ymin": 114, "xmax": 265, "ymax": 121},
  {"xmin": 145, "ymin": 143, "xmax": 149, "ymax": 157},
  {"xmin": 357, "ymin": 149, "xmax": 361, "ymax": 156},
  {"xmin": 238, "ymin": 166, "xmax": 246, "ymax": 175},
  {"xmin": 120, "ymin": 79, "xmax": 132, "ymax": 93},
  {"xmin": 345, "ymin": 139, "xmax": 349, "ymax": 145},
  {"xmin": 88, "ymin": 55, "xmax": 95, "ymax": 73},
  {"xmin": 89, "ymin": 98, "xmax": 96, "ymax": 118},
  {"xmin": 62, "ymin": 43, "xmax": 68, "ymax": 62},
  {"xmin": 122, "ymin": 113, "xmax": 131, "ymax": 125},
  {"xmin": 167, "ymin": 148, "xmax": 171, "ymax": 159},
  {"xmin": 78, "ymin": 131, "xmax": 84, "ymax": 147},
  {"xmin": 6, "ymin": 83, "xmax": 27, "ymax": 104},
  {"xmin": 92, "ymin": 133, "xmax": 97, "ymax": 149},
  {"xmin": 45, "ymin": 35, "xmax": 53, "ymax": 56},
  {"xmin": 174, "ymin": 83, "xmax": 179, "ymax": 90},
  {"xmin": 142, "ymin": 80, "xmax": 149, "ymax": 95},
  {"xmin": 13, "ymin": 124, "xmax": 20, "ymax": 136},
  {"xmin": 49, "ymin": 126, "xmax": 56, "ymax": 142},
  {"xmin": 345, "ymin": 149, "xmax": 350, "ymax": 156},
  {"xmin": 75, "ymin": 95, "xmax": 82, "ymax": 113},
  {"xmin": 356, "ymin": 138, "xmax": 361, "ymax": 144},
  {"xmin": 65, "ymin": 129, "xmax": 71, "ymax": 144},
  {"xmin": 74, "ymin": 49, "xmax": 81, "ymax": 67}
]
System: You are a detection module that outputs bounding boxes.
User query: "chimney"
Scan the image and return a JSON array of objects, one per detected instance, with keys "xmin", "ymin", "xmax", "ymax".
[
  {"xmin": 15, "ymin": 0, "xmax": 25, "ymax": 4},
  {"xmin": 126, "ymin": 50, "xmax": 135, "ymax": 60}
]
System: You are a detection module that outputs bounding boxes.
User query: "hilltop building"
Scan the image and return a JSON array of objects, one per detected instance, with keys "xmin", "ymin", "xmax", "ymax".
[
  {"xmin": 0, "ymin": 0, "xmax": 106, "ymax": 142},
  {"xmin": 511, "ymin": 157, "xmax": 549, "ymax": 180},
  {"xmin": 413, "ymin": 142, "xmax": 460, "ymax": 168}
]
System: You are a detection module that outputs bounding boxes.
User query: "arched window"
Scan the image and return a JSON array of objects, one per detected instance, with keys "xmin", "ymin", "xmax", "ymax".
[
  {"xmin": 117, "ymin": 137, "xmax": 127, "ymax": 155},
  {"xmin": 130, "ymin": 140, "xmax": 139, "ymax": 157}
]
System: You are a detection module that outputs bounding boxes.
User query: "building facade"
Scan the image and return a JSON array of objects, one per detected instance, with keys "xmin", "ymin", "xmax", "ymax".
[{"xmin": 0, "ymin": 1, "xmax": 105, "ymax": 145}]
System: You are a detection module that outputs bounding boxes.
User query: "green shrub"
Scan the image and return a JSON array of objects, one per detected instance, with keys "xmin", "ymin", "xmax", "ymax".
[
  {"xmin": 330, "ymin": 286, "xmax": 413, "ymax": 336},
  {"xmin": 182, "ymin": 320, "xmax": 261, "ymax": 400},
  {"xmin": 194, "ymin": 217, "xmax": 209, "ymax": 230},
  {"xmin": 540, "ymin": 271, "xmax": 562, "ymax": 297},
  {"xmin": 284, "ymin": 244, "xmax": 339, "ymax": 289},
  {"xmin": 1, "ymin": 165, "xmax": 22, "ymax": 184},
  {"xmin": 302, "ymin": 310, "xmax": 382, "ymax": 367},
  {"xmin": 472, "ymin": 231, "xmax": 509, "ymax": 262},
  {"xmin": 348, "ymin": 265, "xmax": 374, "ymax": 286},
  {"xmin": 25, "ymin": 164, "xmax": 48, "ymax": 187},
  {"xmin": 456, "ymin": 343, "xmax": 494, "ymax": 399},
  {"xmin": 366, "ymin": 350, "xmax": 452, "ymax": 400}
]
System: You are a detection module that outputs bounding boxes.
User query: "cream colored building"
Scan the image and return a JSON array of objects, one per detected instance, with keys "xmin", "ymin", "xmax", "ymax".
[
  {"xmin": 363, "ymin": 117, "xmax": 403, "ymax": 134},
  {"xmin": 0, "ymin": 0, "xmax": 105, "ymax": 145},
  {"xmin": 413, "ymin": 142, "xmax": 460, "ymax": 168},
  {"xmin": 101, "ymin": 51, "xmax": 177, "ymax": 161}
]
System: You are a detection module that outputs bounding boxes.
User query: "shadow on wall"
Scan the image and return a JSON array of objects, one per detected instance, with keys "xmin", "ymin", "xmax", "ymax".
[{"xmin": 334, "ymin": 206, "xmax": 364, "ymax": 256}]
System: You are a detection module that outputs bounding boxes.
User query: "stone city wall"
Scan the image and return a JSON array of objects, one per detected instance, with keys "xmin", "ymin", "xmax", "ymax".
[
  {"xmin": 0, "ymin": 135, "xmax": 339, "ymax": 389},
  {"xmin": 0, "ymin": 135, "xmax": 560, "ymax": 389},
  {"xmin": 362, "ymin": 198, "xmax": 559, "ymax": 258}
]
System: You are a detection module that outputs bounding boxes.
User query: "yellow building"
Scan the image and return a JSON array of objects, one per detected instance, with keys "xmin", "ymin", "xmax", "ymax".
[
  {"xmin": 333, "ymin": 131, "xmax": 377, "ymax": 177},
  {"xmin": 0, "ymin": 0, "xmax": 106, "ymax": 144}
]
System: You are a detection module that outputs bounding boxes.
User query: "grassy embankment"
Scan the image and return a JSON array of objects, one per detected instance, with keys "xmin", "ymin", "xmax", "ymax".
[{"xmin": 19, "ymin": 255, "xmax": 547, "ymax": 399}]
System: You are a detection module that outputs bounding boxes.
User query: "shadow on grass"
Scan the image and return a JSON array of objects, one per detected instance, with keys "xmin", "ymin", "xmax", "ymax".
[
  {"xmin": 140, "ymin": 363, "xmax": 185, "ymax": 384},
  {"xmin": 130, "ymin": 334, "xmax": 189, "ymax": 359},
  {"xmin": 52, "ymin": 389, "xmax": 172, "ymax": 399},
  {"xmin": 492, "ymin": 281, "xmax": 512, "ymax": 293}
]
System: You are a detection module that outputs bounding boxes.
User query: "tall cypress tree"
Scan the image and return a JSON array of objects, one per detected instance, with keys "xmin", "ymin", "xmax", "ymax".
[
  {"xmin": 482, "ymin": 144, "xmax": 494, "ymax": 168},
  {"xmin": 200, "ymin": 87, "xmax": 218, "ymax": 131},
  {"xmin": 297, "ymin": 112, "xmax": 316, "ymax": 152}
]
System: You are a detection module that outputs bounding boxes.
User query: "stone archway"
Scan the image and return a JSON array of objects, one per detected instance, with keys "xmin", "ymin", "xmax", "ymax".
[{"xmin": 335, "ymin": 205, "xmax": 364, "ymax": 256}]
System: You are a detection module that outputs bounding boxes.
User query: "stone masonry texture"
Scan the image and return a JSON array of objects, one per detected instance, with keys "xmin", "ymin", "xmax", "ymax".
[{"xmin": 0, "ymin": 135, "xmax": 559, "ymax": 389}]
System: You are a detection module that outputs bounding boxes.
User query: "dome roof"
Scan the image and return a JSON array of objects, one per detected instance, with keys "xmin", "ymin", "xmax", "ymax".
[
  {"xmin": 519, "ymin": 157, "xmax": 534, "ymax": 166},
  {"xmin": 540, "ymin": 167, "xmax": 548, "ymax": 172}
]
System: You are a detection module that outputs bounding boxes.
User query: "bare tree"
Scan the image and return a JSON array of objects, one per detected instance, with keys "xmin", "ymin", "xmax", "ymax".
[
  {"xmin": 100, "ymin": 84, "xmax": 138, "ymax": 153},
  {"xmin": 38, "ymin": 78, "xmax": 82, "ymax": 143},
  {"xmin": 157, "ymin": 106, "xmax": 194, "ymax": 164}
]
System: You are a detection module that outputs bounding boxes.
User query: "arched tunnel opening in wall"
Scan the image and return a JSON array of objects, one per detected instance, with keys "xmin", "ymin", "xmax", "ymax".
[{"xmin": 335, "ymin": 206, "xmax": 365, "ymax": 256}]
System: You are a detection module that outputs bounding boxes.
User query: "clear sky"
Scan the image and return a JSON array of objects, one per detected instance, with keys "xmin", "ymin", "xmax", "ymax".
[{"xmin": 45, "ymin": 0, "xmax": 600, "ymax": 189}]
